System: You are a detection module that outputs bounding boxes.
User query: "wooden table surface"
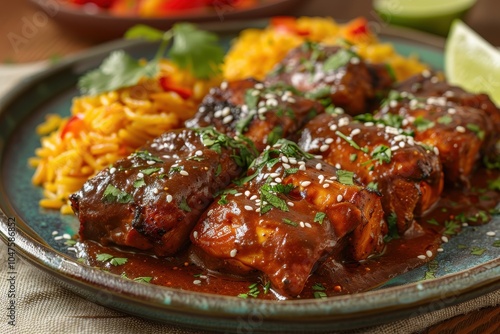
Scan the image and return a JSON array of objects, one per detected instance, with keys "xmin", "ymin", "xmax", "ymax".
[{"xmin": 0, "ymin": 0, "xmax": 498, "ymax": 333}]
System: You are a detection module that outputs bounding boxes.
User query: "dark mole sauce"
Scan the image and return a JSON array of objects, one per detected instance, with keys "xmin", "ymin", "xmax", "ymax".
[{"xmin": 76, "ymin": 168, "xmax": 500, "ymax": 300}]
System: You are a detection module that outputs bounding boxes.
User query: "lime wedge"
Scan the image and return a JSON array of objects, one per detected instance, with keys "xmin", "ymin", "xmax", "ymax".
[
  {"xmin": 374, "ymin": 0, "xmax": 476, "ymax": 36},
  {"xmin": 445, "ymin": 20, "xmax": 500, "ymax": 106}
]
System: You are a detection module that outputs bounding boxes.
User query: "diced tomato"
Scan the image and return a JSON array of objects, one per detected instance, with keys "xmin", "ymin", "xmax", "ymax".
[
  {"xmin": 158, "ymin": 77, "xmax": 193, "ymax": 100},
  {"xmin": 140, "ymin": 0, "xmax": 206, "ymax": 16},
  {"xmin": 270, "ymin": 16, "xmax": 310, "ymax": 36},
  {"xmin": 345, "ymin": 17, "xmax": 371, "ymax": 37},
  {"xmin": 60, "ymin": 114, "xmax": 85, "ymax": 139},
  {"xmin": 109, "ymin": 0, "xmax": 139, "ymax": 15}
]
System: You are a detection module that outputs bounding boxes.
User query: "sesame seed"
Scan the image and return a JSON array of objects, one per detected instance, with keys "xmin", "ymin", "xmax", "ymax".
[
  {"xmin": 67, "ymin": 247, "xmax": 76, "ymax": 252},
  {"xmin": 437, "ymin": 248, "xmax": 444, "ymax": 252},
  {"xmin": 283, "ymin": 163, "xmax": 291, "ymax": 169},
  {"xmin": 137, "ymin": 172, "xmax": 144, "ymax": 178},
  {"xmin": 338, "ymin": 117, "xmax": 350, "ymax": 127},
  {"xmin": 441, "ymin": 236, "xmax": 449, "ymax": 243},
  {"xmin": 325, "ymin": 138, "xmax": 334, "ymax": 144},
  {"xmin": 399, "ymin": 141, "xmax": 405, "ymax": 148},
  {"xmin": 215, "ymin": 110, "xmax": 223, "ymax": 118},
  {"xmin": 234, "ymin": 192, "xmax": 243, "ymax": 197},
  {"xmin": 329, "ymin": 124, "xmax": 338, "ymax": 131},
  {"xmin": 448, "ymin": 107, "xmax": 456, "ymax": 114},
  {"xmin": 52, "ymin": 231, "xmax": 58, "ymax": 236},
  {"xmin": 335, "ymin": 163, "xmax": 341, "ymax": 169},
  {"xmin": 299, "ymin": 164, "xmax": 306, "ymax": 171},
  {"xmin": 195, "ymin": 150, "xmax": 203, "ymax": 156},
  {"xmin": 222, "ymin": 115, "xmax": 234, "ymax": 124},
  {"xmin": 221, "ymin": 107, "xmax": 231, "ymax": 117},
  {"xmin": 220, "ymin": 81, "xmax": 228, "ymax": 90},
  {"xmin": 350, "ymin": 128, "xmax": 361, "ymax": 136},
  {"xmin": 244, "ymin": 205, "xmax": 253, "ymax": 211},
  {"xmin": 193, "ymin": 280, "xmax": 202, "ymax": 285},
  {"xmin": 54, "ymin": 236, "xmax": 63, "ymax": 241},
  {"xmin": 389, "ymin": 100, "xmax": 398, "ymax": 108},
  {"xmin": 337, "ymin": 194, "xmax": 343, "ymax": 202},
  {"xmin": 230, "ymin": 249, "xmax": 237, "ymax": 257},
  {"xmin": 109, "ymin": 167, "xmax": 116, "ymax": 174},
  {"xmin": 180, "ymin": 170, "xmax": 189, "ymax": 176},
  {"xmin": 323, "ymin": 183, "xmax": 330, "ymax": 188},
  {"xmin": 244, "ymin": 190, "xmax": 251, "ymax": 197},
  {"xmin": 258, "ymin": 100, "xmax": 265, "ymax": 108},
  {"xmin": 275, "ymin": 177, "xmax": 282, "ymax": 183},
  {"xmin": 289, "ymin": 158, "xmax": 297, "ymax": 164},
  {"xmin": 365, "ymin": 122, "xmax": 374, "ymax": 127},
  {"xmin": 167, "ymin": 194, "xmax": 173, "ymax": 203},
  {"xmin": 152, "ymin": 188, "xmax": 159, "ymax": 194},
  {"xmin": 391, "ymin": 146, "xmax": 399, "ymax": 151},
  {"xmin": 417, "ymin": 255, "xmax": 427, "ymax": 260},
  {"xmin": 486, "ymin": 231, "xmax": 496, "ymax": 236},
  {"xmin": 258, "ymin": 107, "xmax": 267, "ymax": 114},
  {"xmin": 287, "ymin": 97, "xmax": 296, "ymax": 103},
  {"xmin": 350, "ymin": 57, "xmax": 360, "ymax": 65},
  {"xmin": 422, "ymin": 70, "xmax": 431, "ymax": 78},
  {"xmin": 300, "ymin": 222, "xmax": 305, "ymax": 228},
  {"xmin": 63, "ymin": 233, "xmax": 71, "ymax": 239},
  {"xmin": 434, "ymin": 147, "xmax": 439, "ymax": 155},
  {"xmin": 334, "ymin": 107, "xmax": 344, "ymax": 114},
  {"xmin": 300, "ymin": 181, "xmax": 312, "ymax": 187},
  {"xmin": 315, "ymin": 163, "xmax": 322, "ymax": 170},
  {"xmin": 251, "ymin": 90, "xmax": 260, "ymax": 96},
  {"xmin": 426, "ymin": 250, "xmax": 433, "ymax": 258},
  {"xmin": 318, "ymin": 175, "xmax": 325, "ymax": 183},
  {"xmin": 462, "ymin": 222, "xmax": 468, "ymax": 227},
  {"xmin": 250, "ymin": 195, "xmax": 258, "ymax": 200},
  {"xmin": 287, "ymin": 201, "xmax": 294, "ymax": 207},
  {"xmin": 255, "ymin": 208, "xmax": 261, "ymax": 213},
  {"xmin": 266, "ymin": 98, "xmax": 279, "ymax": 107},
  {"xmin": 281, "ymin": 156, "xmax": 289, "ymax": 163},
  {"xmin": 456, "ymin": 126, "xmax": 466, "ymax": 133},
  {"xmin": 270, "ymin": 172, "xmax": 280, "ymax": 178},
  {"xmin": 147, "ymin": 160, "xmax": 156, "ymax": 165},
  {"xmin": 193, "ymin": 231, "xmax": 198, "ymax": 239},
  {"xmin": 320, "ymin": 144, "xmax": 330, "ymax": 152},
  {"xmin": 305, "ymin": 222, "xmax": 312, "ymax": 228}
]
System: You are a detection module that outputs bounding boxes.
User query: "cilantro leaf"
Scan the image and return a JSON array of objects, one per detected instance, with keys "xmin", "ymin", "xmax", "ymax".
[
  {"xmin": 314, "ymin": 212, "xmax": 326, "ymax": 224},
  {"xmin": 102, "ymin": 184, "xmax": 133, "ymax": 204},
  {"xmin": 133, "ymin": 276, "xmax": 153, "ymax": 283},
  {"xmin": 168, "ymin": 23, "xmax": 224, "ymax": 79},
  {"xmin": 110, "ymin": 257, "xmax": 128, "ymax": 266},
  {"xmin": 337, "ymin": 169, "xmax": 354, "ymax": 185},
  {"xmin": 383, "ymin": 212, "xmax": 399, "ymax": 242},
  {"xmin": 124, "ymin": 24, "xmax": 165, "ymax": 41},
  {"xmin": 96, "ymin": 253, "xmax": 114, "ymax": 262},
  {"xmin": 78, "ymin": 50, "xmax": 158, "ymax": 95},
  {"xmin": 323, "ymin": 49, "xmax": 357, "ymax": 72}
]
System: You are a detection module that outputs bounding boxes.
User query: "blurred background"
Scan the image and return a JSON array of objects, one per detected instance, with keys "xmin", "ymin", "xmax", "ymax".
[{"xmin": 0, "ymin": 0, "xmax": 499, "ymax": 64}]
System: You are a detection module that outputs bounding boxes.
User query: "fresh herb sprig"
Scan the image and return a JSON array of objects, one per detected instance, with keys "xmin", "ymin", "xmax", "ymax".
[{"xmin": 78, "ymin": 23, "xmax": 224, "ymax": 95}]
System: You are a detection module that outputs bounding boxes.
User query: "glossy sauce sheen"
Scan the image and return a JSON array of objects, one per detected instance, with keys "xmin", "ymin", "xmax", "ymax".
[{"xmin": 77, "ymin": 168, "xmax": 499, "ymax": 300}]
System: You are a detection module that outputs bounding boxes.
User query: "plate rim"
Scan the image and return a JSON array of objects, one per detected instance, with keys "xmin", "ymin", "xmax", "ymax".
[{"xmin": 0, "ymin": 23, "xmax": 498, "ymax": 332}]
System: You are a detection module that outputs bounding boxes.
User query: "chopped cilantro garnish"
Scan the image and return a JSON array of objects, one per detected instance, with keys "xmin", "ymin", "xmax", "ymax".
[
  {"xmin": 282, "ymin": 218, "xmax": 298, "ymax": 227},
  {"xmin": 335, "ymin": 130, "xmax": 367, "ymax": 152},
  {"xmin": 427, "ymin": 218, "xmax": 440, "ymax": 226},
  {"xmin": 366, "ymin": 182, "xmax": 378, "ymax": 192},
  {"xmin": 487, "ymin": 177, "xmax": 500, "ymax": 191},
  {"xmin": 383, "ymin": 212, "xmax": 399, "ymax": 242},
  {"xmin": 217, "ymin": 189, "xmax": 237, "ymax": 205},
  {"xmin": 349, "ymin": 153, "xmax": 357, "ymax": 162},
  {"xmin": 141, "ymin": 167, "xmax": 161, "ymax": 175},
  {"xmin": 260, "ymin": 184, "xmax": 289, "ymax": 214},
  {"xmin": 133, "ymin": 276, "xmax": 153, "ymax": 283},
  {"xmin": 132, "ymin": 150, "xmax": 163, "ymax": 163},
  {"xmin": 466, "ymin": 124, "xmax": 485, "ymax": 140},
  {"xmin": 470, "ymin": 247, "xmax": 486, "ymax": 256},
  {"xmin": 314, "ymin": 212, "xmax": 326, "ymax": 224},
  {"xmin": 179, "ymin": 197, "xmax": 191, "ymax": 212},
  {"xmin": 64, "ymin": 239, "xmax": 77, "ymax": 246},
  {"xmin": 422, "ymin": 260, "xmax": 438, "ymax": 281},
  {"xmin": 323, "ymin": 49, "xmax": 357, "ymax": 72},
  {"xmin": 493, "ymin": 240, "xmax": 500, "ymax": 247},
  {"xmin": 371, "ymin": 145, "xmax": 392, "ymax": 164},
  {"xmin": 102, "ymin": 184, "xmax": 133, "ymax": 204},
  {"xmin": 133, "ymin": 178, "xmax": 146, "ymax": 188},
  {"xmin": 267, "ymin": 126, "xmax": 283, "ymax": 146},
  {"xmin": 437, "ymin": 115, "xmax": 453, "ymax": 125},
  {"xmin": 413, "ymin": 116, "xmax": 435, "ymax": 132},
  {"xmin": 110, "ymin": 257, "xmax": 128, "ymax": 266},
  {"xmin": 444, "ymin": 220, "xmax": 460, "ymax": 236},
  {"xmin": 336, "ymin": 169, "xmax": 354, "ymax": 185}
]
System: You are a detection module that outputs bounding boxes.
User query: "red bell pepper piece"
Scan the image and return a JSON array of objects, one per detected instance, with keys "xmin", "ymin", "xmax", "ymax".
[{"xmin": 158, "ymin": 77, "xmax": 193, "ymax": 100}]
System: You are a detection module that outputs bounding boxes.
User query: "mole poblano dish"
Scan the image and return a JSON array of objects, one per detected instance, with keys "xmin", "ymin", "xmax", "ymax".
[{"xmin": 29, "ymin": 17, "xmax": 500, "ymax": 301}]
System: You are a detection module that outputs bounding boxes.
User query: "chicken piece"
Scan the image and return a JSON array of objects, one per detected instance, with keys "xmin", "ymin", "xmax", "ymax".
[
  {"xmin": 266, "ymin": 42, "xmax": 395, "ymax": 115},
  {"xmin": 190, "ymin": 140, "xmax": 386, "ymax": 297},
  {"xmin": 185, "ymin": 78, "xmax": 324, "ymax": 152},
  {"xmin": 394, "ymin": 72, "xmax": 500, "ymax": 166},
  {"xmin": 376, "ymin": 87, "xmax": 493, "ymax": 186},
  {"xmin": 298, "ymin": 113, "xmax": 443, "ymax": 234},
  {"xmin": 70, "ymin": 128, "xmax": 257, "ymax": 256}
]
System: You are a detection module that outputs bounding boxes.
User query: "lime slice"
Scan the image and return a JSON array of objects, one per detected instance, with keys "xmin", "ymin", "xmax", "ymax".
[
  {"xmin": 374, "ymin": 0, "xmax": 476, "ymax": 36},
  {"xmin": 445, "ymin": 20, "xmax": 500, "ymax": 106}
]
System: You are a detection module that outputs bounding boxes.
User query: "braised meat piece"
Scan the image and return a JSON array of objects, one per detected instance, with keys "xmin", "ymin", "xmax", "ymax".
[
  {"xmin": 395, "ymin": 72, "xmax": 500, "ymax": 166},
  {"xmin": 185, "ymin": 78, "xmax": 324, "ymax": 152},
  {"xmin": 70, "ymin": 128, "xmax": 257, "ymax": 256},
  {"xmin": 298, "ymin": 113, "xmax": 443, "ymax": 234},
  {"xmin": 376, "ymin": 87, "xmax": 493, "ymax": 186},
  {"xmin": 190, "ymin": 140, "xmax": 386, "ymax": 297},
  {"xmin": 266, "ymin": 42, "xmax": 395, "ymax": 115}
]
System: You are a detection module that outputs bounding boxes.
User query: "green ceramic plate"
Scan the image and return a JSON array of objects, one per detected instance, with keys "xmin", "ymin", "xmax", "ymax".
[{"xmin": 0, "ymin": 24, "xmax": 498, "ymax": 333}]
